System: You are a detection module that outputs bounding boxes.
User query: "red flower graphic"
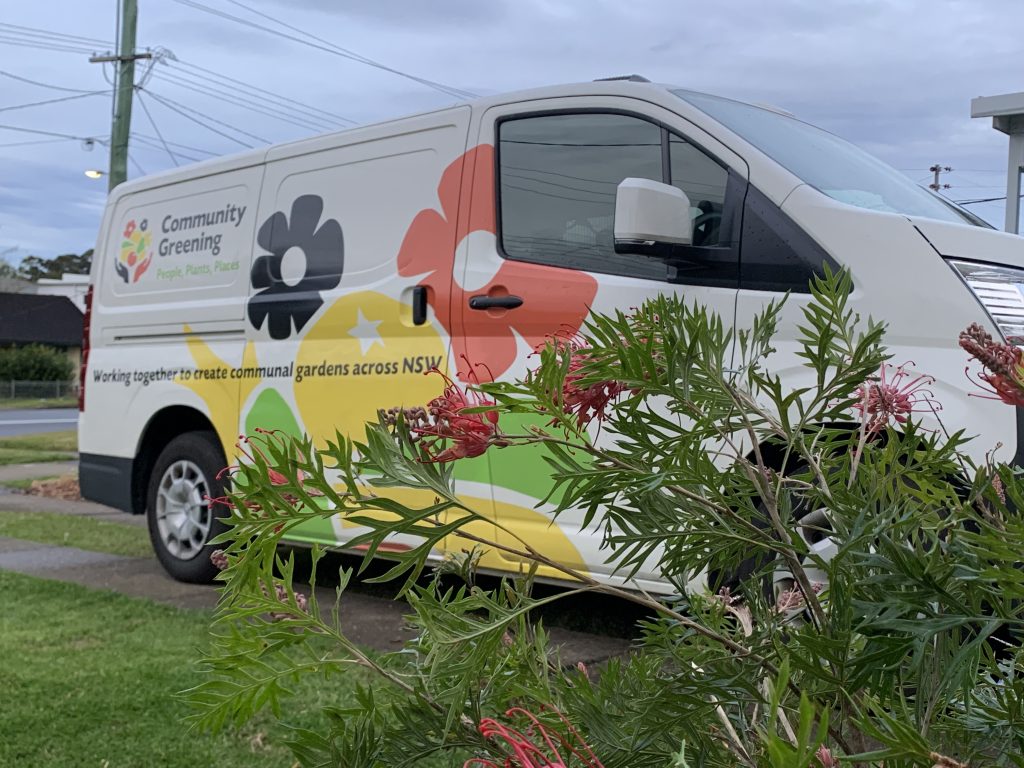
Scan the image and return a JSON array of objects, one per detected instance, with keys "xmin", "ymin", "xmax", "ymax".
[
  {"xmin": 123, "ymin": 220, "xmax": 136, "ymax": 238},
  {"xmin": 133, "ymin": 252, "xmax": 151, "ymax": 283},
  {"xmin": 398, "ymin": 145, "xmax": 597, "ymax": 382}
]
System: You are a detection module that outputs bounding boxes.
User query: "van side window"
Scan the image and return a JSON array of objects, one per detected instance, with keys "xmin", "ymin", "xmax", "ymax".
[
  {"xmin": 669, "ymin": 135, "xmax": 728, "ymax": 247},
  {"xmin": 498, "ymin": 113, "xmax": 664, "ymax": 277},
  {"xmin": 497, "ymin": 112, "xmax": 736, "ymax": 284}
]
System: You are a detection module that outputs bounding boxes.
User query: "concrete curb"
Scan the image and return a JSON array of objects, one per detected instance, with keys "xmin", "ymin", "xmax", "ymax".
[
  {"xmin": 0, "ymin": 459, "xmax": 77, "ymax": 483},
  {"xmin": 0, "ymin": 528, "xmax": 630, "ymax": 662},
  {"xmin": 0, "ymin": 491, "xmax": 147, "ymax": 526}
]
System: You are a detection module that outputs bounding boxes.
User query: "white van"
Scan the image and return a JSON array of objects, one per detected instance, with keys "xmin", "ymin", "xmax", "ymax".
[{"xmin": 79, "ymin": 77, "xmax": 1024, "ymax": 588}]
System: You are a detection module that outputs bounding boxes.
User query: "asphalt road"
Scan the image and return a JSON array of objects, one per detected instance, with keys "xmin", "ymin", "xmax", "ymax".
[{"xmin": 0, "ymin": 408, "xmax": 78, "ymax": 437}]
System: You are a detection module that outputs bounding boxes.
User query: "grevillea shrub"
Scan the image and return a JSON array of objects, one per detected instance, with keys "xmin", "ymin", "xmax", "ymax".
[{"xmin": 188, "ymin": 271, "xmax": 1024, "ymax": 767}]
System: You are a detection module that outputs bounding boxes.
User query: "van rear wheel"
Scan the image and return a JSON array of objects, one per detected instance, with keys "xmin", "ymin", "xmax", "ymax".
[{"xmin": 146, "ymin": 431, "xmax": 229, "ymax": 583}]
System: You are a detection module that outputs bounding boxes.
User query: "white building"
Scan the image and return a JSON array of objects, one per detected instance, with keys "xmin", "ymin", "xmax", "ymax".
[{"xmin": 29, "ymin": 273, "xmax": 90, "ymax": 312}]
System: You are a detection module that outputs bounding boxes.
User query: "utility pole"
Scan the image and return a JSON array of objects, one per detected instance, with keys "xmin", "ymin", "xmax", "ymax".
[
  {"xmin": 971, "ymin": 92, "xmax": 1024, "ymax": 234},
  {"xmin": 929, "ymin": 164, "xmax": 952, "ymax": 192},
  {"xmin": 89, "ymin": 0, "xmax": 151, "ymax": 192}
]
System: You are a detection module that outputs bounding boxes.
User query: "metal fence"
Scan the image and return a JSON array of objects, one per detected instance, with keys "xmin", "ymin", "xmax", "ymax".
[{"xmin": 0, "ymin": 380, "xmax": 79, "ymax": 400}]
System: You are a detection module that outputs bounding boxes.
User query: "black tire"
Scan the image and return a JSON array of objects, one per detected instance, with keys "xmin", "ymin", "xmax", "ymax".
[
  {"xmin": 711, "ymin": 467, "xmax": 822, "ymax": 604},
  {"xmin": 146, "ymin": 430, "xmax": 229, "ymax": 583}
]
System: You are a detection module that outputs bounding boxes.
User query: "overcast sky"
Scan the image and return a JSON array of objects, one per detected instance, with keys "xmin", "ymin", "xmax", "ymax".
[{"xmin": 0, "ymin": 0, "xmax": 1020, "ymax": 261}]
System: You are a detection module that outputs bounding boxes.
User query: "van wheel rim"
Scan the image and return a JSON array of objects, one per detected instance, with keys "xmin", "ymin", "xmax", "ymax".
[
  {"xmin": 772, "ymin": 507, "xmax": 834, "ymax": 615},
  {"xmin": 155, "ymin": 459, "xmax": 211, "ymax": 561}
]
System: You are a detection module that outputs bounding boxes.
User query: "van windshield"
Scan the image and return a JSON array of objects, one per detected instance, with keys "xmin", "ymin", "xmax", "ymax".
[{"xmin": 673, "ymin": 89, "xmax": 987, "ymax": 228}]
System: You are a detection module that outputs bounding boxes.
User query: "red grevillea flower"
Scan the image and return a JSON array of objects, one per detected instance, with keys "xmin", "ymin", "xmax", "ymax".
[
  {"xmin": 853, "ymin": 363, "xmax": 937, "ymax": 434},
  {"xmin": 543, "ymin": 334, "xmax": 627, "ymax": 431},
  {"xmin": 959, "ymin": 322, "xmax": 1024, "ymax": 407},
  {"xmin": 414, "ymin": 367, "xmax": 506, "ymax": 462},
  {"xmin": 816, "ymin": 745, "xmax": 839, "ymax": 768},
  {"xmin": 217, "ymin": 430, "xmax": 306, "ymax": 486},
  {"xmin": 464, "ymin": 707, "xmax": 604, "ymax": 768},
  {"xmin": 210, "ymin": 549, "xmax": 229, "ymax": 571},
  {"xmin": 209, "ymin": 430, "xmax": 320, "ymax": 532}
]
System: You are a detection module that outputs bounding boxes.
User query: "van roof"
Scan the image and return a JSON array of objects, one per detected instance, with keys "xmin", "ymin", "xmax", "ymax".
[{"xmin": 107, "ymin": 79, "xmax": 755, "ymax": 200}]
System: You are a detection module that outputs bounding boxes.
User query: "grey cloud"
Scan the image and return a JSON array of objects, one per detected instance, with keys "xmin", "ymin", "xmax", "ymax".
[
  {"xmin": 4, "ymin": 0, "xmax": 1023, "ymax": 256},
  {"xmin": 263, "ymin": 0, "xmax": 510, "ymax": 27}
]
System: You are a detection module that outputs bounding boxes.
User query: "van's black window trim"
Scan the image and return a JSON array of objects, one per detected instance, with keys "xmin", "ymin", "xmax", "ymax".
[
  {"xmin": 737, "ymin": 184, "xmax": 840, "ymax": 293},
  {"xmin": 493, "ymin": 107, "xmax": 740, "ymax": 286}
]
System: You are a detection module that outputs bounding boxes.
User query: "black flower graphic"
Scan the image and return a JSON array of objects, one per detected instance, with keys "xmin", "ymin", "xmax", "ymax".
[{"xmin": 247, "ymin": 195, "xmax": 344, "ymax": 339}]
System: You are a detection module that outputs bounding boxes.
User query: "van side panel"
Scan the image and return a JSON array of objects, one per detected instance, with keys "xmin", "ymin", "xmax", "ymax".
[
  {"xmin": 240, "ymin": 108, "xmax": 487, "ymax": 552},
  {"xmin": 81, "ymin": 108, "xmax": 478, "ymax": 532},
  {"xmin": 80, "ymin": 165, "xmax": 265, "ymax": 509}
]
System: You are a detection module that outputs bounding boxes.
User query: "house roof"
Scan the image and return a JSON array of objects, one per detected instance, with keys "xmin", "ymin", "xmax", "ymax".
[{"xmin": 0, "ymin": 293, "xmax": 83, "ymax": 348}]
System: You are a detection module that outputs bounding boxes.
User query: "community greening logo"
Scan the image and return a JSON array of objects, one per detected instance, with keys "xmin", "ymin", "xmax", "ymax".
[{"xmin": 115, "ymin": 218, "xmax": 152, "ymax": 283}]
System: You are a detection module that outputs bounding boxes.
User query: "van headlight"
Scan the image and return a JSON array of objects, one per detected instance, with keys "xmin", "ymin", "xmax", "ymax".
[{"xmin": 949, "ymin": 260, "xmax": 1024, "ymax": 346}]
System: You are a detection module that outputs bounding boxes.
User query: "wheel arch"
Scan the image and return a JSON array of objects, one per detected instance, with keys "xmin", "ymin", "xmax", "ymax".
[
  {"xmin": 131, "ymin": 406, "xmax": 222, "ymax": 515},
  {"xmin": 748, "ymin": 421, "xmax": 862, "ymax": 473}
]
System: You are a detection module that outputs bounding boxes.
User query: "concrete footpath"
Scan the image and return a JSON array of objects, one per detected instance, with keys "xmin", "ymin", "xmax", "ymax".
[{"xmin": 0, "ymin": 462, "xmax": 630, "ymax": 664}]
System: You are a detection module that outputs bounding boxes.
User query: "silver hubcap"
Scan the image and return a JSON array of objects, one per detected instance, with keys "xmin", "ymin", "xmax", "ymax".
[
  {"xmin": 773, "ymin": 508, "xmax": 836, "ymax": 610},
  {"xmin": 155, "ymin": 459, "xmax": 212, "ymax": 561}
]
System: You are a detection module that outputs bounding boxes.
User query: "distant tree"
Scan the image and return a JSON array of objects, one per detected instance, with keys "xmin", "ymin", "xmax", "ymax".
[{"xmin": 17, "ymin": 249, "xmax": 93, "ymax": 281}]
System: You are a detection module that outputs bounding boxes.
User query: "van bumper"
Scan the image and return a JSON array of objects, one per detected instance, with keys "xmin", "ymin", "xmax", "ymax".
[{"xmin": 79, "ymin": 453, "xmax": 134, "ymax": 513}]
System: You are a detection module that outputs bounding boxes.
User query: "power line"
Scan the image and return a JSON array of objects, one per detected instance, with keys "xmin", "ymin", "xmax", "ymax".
[
  {"xmin": 956, "ymin": 194, "xmax": 1024, "ymax": 205},
  {"xmin": 128, "ymin": 151, "xmax": 146, "ymax": 176},
  {"xmin": 155, "ymin": 68, "xmax": 342, "ymax": 130},
  {"xmin": 149, "ymin": 70, "xmax": 338, "ymax": 132},
  {"xmin": 171, "ymin": 0, "xmax": 476, "ymax": 100},
  {"xmin": 220, "ymin": 0, "xmax": 476, "ymax": 98},
  {"xmin": 134, "ymin": 90, "xmax": 181, "ymax": 166},
  {"xmin": 171, "ymin": 59, "xmax": 356, "ymax": 126},
  {"xmin": 952, "ymin": 182, "xmax": 1009, "ymax": 189},
  {"xmin": 143, "ymin": 88, "xmax": 269, "ymax": 145},
  {"xmin": 0, "ymin": 137, "xmax": 73, "ymax": 148},
  {"xmin": 140, "ymin": 88, "xmax": 264, "ymax": 147},
  {"xmin": 0, "ymin": 91, "xmax": 107, "ymax": 114},
  {"xmin": 0, "ymin": 36, "xmax": 101, "ymax": 55},
  {"xmin": 0, "ymin": 70, "xmax": 99, "ymax": 94},
  {"xmin": 0, "ymin": 124, "xmax": 107, "ymax": 143},
  {"xmin": 131, "ymin": 132, "xmax": 218, "ymax": 157},
  {"xmin": 131, "ymin": 134, "xmax": 201, "ymax": 163},
  {"xmin": 0, "ymin": 22, "xmax": 111, "ymax": 47}
]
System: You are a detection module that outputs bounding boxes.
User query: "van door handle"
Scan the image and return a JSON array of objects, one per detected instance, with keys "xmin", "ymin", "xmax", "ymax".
[
  {"xmin": 468, "ymin": 295, "xmax": 523, "ymax": 310},
  {"xmin": 412, "ymin": 285, "xmax": 428, "ymax": 326}
]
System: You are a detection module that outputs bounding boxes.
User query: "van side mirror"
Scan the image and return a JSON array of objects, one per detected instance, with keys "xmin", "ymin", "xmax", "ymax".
[{"xmin": 613, "ymin": 178, "xmax": 692, "ymax": 257}]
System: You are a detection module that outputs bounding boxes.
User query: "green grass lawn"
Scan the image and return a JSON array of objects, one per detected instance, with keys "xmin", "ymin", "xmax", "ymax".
[
  {"xmin": 0, "ymin": 510, "xmax": 152, "ymax": 557},
  {"xmin": 0, "ymin": 430, "xmax": 77, "ymax": 465},
  {"xmin": 0, "ymin": 396, "xmax": 77, "ymax": 410},
  {"xmin": 0, "ymin": 430, "xmax": 77, "ymax": 453},
  {"xmin": 0, "ymin": 448, "xmax": 74, "ymax": 465},
  {"xmin": 0, "ymin": 571, "xmax": 375, "ymax": 768}
]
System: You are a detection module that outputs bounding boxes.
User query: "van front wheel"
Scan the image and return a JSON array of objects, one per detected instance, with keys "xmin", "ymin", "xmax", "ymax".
[{"xmin": 146, "ymin": 431, "xmax": 228, "ymax": 583}]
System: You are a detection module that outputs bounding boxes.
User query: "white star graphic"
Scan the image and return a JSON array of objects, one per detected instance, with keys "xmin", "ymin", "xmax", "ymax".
[{"xmin": 348, "ymin": 309, "xmax": 384, "ymax": 355}]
